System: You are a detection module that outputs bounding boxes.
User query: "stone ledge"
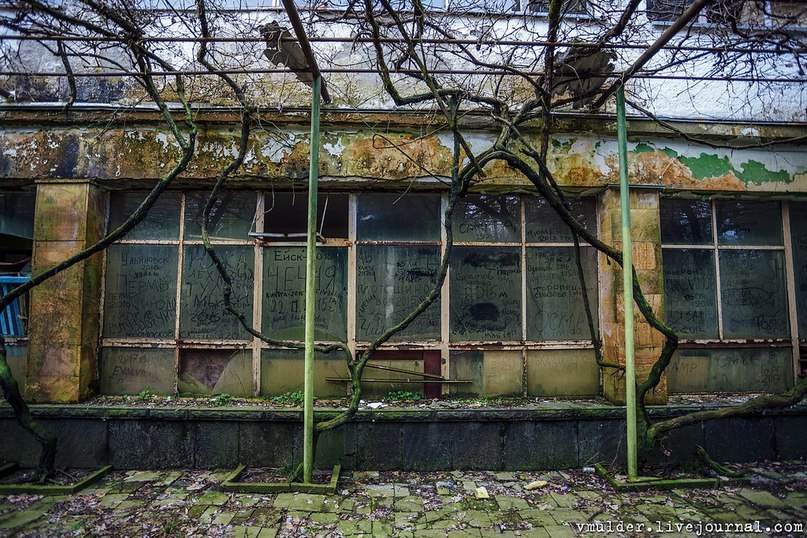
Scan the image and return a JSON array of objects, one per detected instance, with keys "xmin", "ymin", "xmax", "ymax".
[{"xmin": 2, "ymin": 402, "xmax": 805, "ymax": 422}]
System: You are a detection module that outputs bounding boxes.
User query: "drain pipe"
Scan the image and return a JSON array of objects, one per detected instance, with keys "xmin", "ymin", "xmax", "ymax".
[{"xmin": 616, "ymin": 84, "xmax": 638, "ymax": 481}]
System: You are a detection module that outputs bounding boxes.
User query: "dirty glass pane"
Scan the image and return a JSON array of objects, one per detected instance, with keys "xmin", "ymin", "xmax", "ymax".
[
  {"xmin": 178, "ymin": 348, "xmax": 252, "ymax": 396},
  {"xmin": 103, "ymin": 244, "xmax": 178, "ymax": 338},
  {"xmin": 452, "ymin": 195, "xmax": 520, "ymax": 243},
  {"xmin": 0, "ymin": 191, "xmax": 35, "ymax": 240},
  {"xmin": 526, "ymin": 349, "xmax": 599, "ymax": 397},
  {"xmin": 791, "ymin": 202, "xmax": 807, "ymax": 340},
  {"xmin": 108, "ymin": 191, "xmax": 181, "ymax": 241},
  {"xmin": 260, "ymin": 347, "xmax": 350, "ymax": 397},
  {"xmin": 716, "ymin": 200, "xmax": 782, "ymax": 246},
  {"xmin": 525, "ymin": 196, "xmax": 595, "ymax": 243},
  {"xmin": 450, "ymin": 246, "xmax": 521, "ymax": 341},
  {"xmin": 99, "ymin": 347, "xmax": 175, "ymax": 395},
  {"xmin": 668, "ymin": 347, "xmax": 793, "ymax": 393},
  {"xmin": 356, "ymin": 245, "xmax": 441, "ymax": 341},
  {"xmin": 263, "ymin": 246, "xmax": 347, "ymax": 341},
  {"xmin": 662, "ymin": 249, "xmax": 718, "ymax": 339},
  {"xmin": 719, "ymin": 250, "xmax": 789, "ymax": 339},
  {"xmin": 184, "ymin": 191, "xmax": 257, "ymax": 241},
  {"xmin": 6, "ymin": 345, "xmax": 26, "ymax": 387},
  {"xmin": 357, "ymin": 193, "xmax": 440, "ymax": 241},
  {"xmin": 180, "ymin": 245, "xmax": 254, "ymax": 340},
  {"xmin": 660, "ymin": 198, "xmax": 712, "ymax": 245},
  {"xmin": 526, "ymin": 246, "xmax": 598, "ymax": 340},
  {"xmin": 263, "ymin": 192, "xmax": 348, "ymax": 239}
]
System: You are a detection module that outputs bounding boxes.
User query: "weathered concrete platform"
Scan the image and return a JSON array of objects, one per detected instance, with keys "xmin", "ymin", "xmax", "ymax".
[
  {"xmin": 1, "ymin": 403, "xmax": 805, "ymax": 470},
  {"xmin": 2, "ymin": 466, "xmax": 806, "ymax": 536}
]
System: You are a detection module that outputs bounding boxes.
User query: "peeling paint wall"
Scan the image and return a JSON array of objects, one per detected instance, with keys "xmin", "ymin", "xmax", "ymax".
[{"xmin": 1, "ymin": 124, "xmax": 805, "ymax": 194}]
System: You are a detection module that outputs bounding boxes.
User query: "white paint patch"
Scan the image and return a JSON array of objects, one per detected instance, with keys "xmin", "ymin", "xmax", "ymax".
[
  {"xmin": 323, "ymin": 137, "xmax": 345, "ymax": 157},
  {"xmin": 3, "ymin": 149, "xmax": 17, "ymax": 157},
  {"xmin": 155, "ymin": 132, "xmax": 171, "ymax": 150}
]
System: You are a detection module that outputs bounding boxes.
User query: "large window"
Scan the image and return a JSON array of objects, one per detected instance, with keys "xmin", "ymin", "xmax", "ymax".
[
  {"xmin": 100, "ymin": 191, "xmax": 599, "ymax": 397},
  {"xmin": 661, "ymin": 198, "xmax": 802, "ymax": 392}
]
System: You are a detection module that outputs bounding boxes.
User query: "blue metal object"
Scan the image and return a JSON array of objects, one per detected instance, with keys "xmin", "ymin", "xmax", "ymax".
[{"xmin": 0, "ymin": 275, "xmax": 30, "ymax": 337}]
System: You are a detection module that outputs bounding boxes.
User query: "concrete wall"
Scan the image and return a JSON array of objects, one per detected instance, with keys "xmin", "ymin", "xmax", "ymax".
[{"xmin": 1, "ymin": 405, "xmax": 805, "ymax": 470}]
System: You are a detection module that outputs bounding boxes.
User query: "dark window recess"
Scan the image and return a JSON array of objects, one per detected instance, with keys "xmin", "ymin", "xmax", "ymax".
[
  {"xmin": 647, "ymin": 0, "xmax": 755, "ymax": 24},
  {"xmin": 357, "ymin": 193, "xmax": 441, "ymax": 242},
  {"xmin": 0, "ymin": 191, "xmax": 35, "ymax": 272},
  {"xmin": 450, "ymin": 0, "xmax": 519, "ymax": 12},
  {"xmin": 525, "ymin": 0, "xmax": 586, "ymax": 14},
  {"xmin": 0, "ymin": 191, "xmax": 35, "ymax": 337},
  {"xmin": 263, "ymin": 193, "xmax": 348, "ymax": 240}
]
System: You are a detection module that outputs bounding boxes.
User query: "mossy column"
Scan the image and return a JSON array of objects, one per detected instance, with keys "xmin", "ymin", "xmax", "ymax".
[
  {"xmin": 598, "ymin": 187, "xmax": 667, "ymax": 405},
  {"xmin": 25, "ymin": 180, "xmax": 106, "ymax": 403}
]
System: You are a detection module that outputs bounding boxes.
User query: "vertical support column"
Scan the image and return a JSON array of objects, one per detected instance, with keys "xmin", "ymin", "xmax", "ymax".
[
  {"xmin": 303, "ymin": 76, "xmax": 322, "ymax": 484},
  {"xmin": 598, "ymin": 187, "xmax": 667, "ymax": 405},
  {"xmin": 26, "ymin": 180, "xmax": 106, "ymax": 403}
]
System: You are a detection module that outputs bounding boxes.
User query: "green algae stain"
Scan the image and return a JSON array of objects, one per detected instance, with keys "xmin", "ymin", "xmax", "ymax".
[
  {"xmin": 736, "ymin": 160, "xmax": 791, "ymax": 185},
  {"xmin": 551, "ymin": 138, "xmax": 571, "ymax": 148},
  {"xmin": 633, "ymin": 143, "xmax": 655, "ymax": 153},
  {"xmin": 678, "ymin": 153, "xmax": 734, "ymax": 179}
]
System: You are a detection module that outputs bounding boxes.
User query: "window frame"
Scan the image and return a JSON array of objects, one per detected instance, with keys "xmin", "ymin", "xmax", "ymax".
[
  {"xmin": 660, "ymin": 196, "xmax": 802, "ymax": 384},
  {"xmin": 100, "ymin": 190, "xmax": 600, "ymax": 397}
]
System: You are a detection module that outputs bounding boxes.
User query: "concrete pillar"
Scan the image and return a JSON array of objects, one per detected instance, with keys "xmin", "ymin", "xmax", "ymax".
[
  {"xmin": 25, "ymin": 181, "xmax": 106, "ymax": 403},
  {"xmin": 598, "ymin": 187, "xmax": 667, "ymax": 405}
]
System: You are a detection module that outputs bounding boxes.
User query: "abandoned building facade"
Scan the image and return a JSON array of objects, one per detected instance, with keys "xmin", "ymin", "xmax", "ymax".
[{"xmin": 1, "ymin": 0, "xmax": 806, "ymax": 415}]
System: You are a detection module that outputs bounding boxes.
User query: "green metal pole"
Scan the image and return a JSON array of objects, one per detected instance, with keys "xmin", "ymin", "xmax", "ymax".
[
  {"xmin": 303, "ymin": 76, "xmax": 321, "ymax": 484},
  {"xmin": 616, "ymin": 85, "xmax": 638, "ymax": 481}
]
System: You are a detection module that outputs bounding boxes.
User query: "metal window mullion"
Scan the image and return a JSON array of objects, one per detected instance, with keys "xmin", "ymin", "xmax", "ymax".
[
  {"xmin": 440, "ymin": 192, "xmax": 450, "ymax": 396},
  {"xmin": 253, "ymin": 192, "xmax": 265, "ymax": 396},
  {"xmin": 520, "ymin": 195, "xmax": 528, "ymax": 396},
  {"xmin": 712, "ymin": 199, "xmax": 724, "ymax": 340},
  {"xmin": 718, "ymin": 244, "xmax": 784, "ymax": 251},
  {"xmin": 347, "ymin": 193, "xmax": 357, "ymax": 391},
  {"xmin": 98, "ymin": 190, "xmax": 111, "ymax": 358},
  {"xmin": 173, "ymin": 192, "xmax": 187, "ymax": 393},
  {"xmin": 782, "ymin": 201, "xmax": 801, "ymax": 383}
]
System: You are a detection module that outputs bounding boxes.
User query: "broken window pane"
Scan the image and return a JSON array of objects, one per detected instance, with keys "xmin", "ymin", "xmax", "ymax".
[
  {"xmin": 450, "ymin": 246, "xmax": 521, "ymax": 341},
  {"xmin": 452, "ymin": 195, "xmax": 520, "ymax": 243},
  {"xmin": 180, "ymin": 245, "xmax": 254, "ymax": 340},
  {"xmin": 526, "ymin": 246, "xmax": 598, "ymax": 340},
  {"xmin": 263, "ymin": 192, "xmax": 348, "ymax": 239},
  {"xmin": 178, "ymin": 348, "xmax": 252, "ymax": 396},
  {"xmin": 357, "ymin": 193, "xmax": 440, "ymax": 241},
  {"xmin": 184, "ymin": 191, "xmax": 257, "ymax": 241},
  {"xmin": 103, "ymin": 244, "xmax": 178, "ymax": 338},
  {"xmin": 524, "ymin": 196, "xmax": 594, "ymax": 243},
  {"xmin": 108, "ymin": 191, "xmax": 181, "ymax": 241},
  {"xmin": 263, "ymin": 246, "xmax": 347, "ymax": 341},
  {"xmin": 356, "ymin": 245, "xmax": 441, "ymax": 341},
  {"xmin": 717, "ymin": 200, "xmax": 783, "ymax": 246},
  {"xmin": 662, "ymin": 249, "xmax": 718, "ymax": 339},
  {"xmin": 660, "ymin": 198, "xmax": 712, "ymax": 245},
  {"xmin": 791, "ymin": 202, "xmax": 807, "ymax": 340},
  {"xmin": 720, "ymin": 250, "xmax": 789, "ymax": 339}
]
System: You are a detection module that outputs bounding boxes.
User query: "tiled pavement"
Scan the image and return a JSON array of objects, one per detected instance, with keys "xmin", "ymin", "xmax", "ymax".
[{"xmin": 1, "ymin": 466, "xmax": 806, "ymax": 537}]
